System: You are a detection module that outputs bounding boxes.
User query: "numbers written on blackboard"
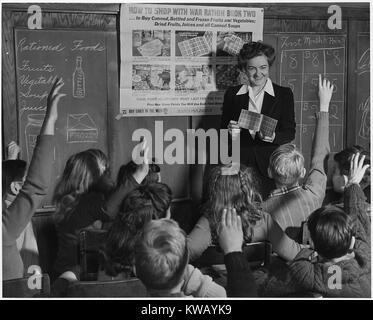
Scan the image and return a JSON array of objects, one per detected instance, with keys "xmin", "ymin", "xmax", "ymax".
[
  {"xmin": 279, "ymin": 34, "xmax": 345, "ymax": 156},
  {"xmin": 326, "ymin": 49, "xmax": 342, "ymax": 66},
  {"xmin": 301, "ymin": 125, "xmax": 341, "ymax": 151},
  {"xmin": 304, "ymin": 51, "xmax": 320, "ymax": 67},
  {"xmin": 303, "ymin": 102, "xmax": 317, "ymax": 112},
  {"xmin": 282, "ymin": 52, "xmax": 298, "ymax": 69}
]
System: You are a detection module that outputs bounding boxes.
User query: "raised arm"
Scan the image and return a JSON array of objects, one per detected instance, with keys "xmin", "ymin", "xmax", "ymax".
[
  {"xmin": 105, "ymin": 139, "xmax": 149, "ymax": 219},
  {"xmin": 304, "ymin": 75, "xmax": 333, "ymax": 198},
  {"xmin": 344, "ymin": 153, "xmax": 370, "ymax": 240},
  {"xmin": 3, "ymin": 79, "xmax": 65, "ymax": 241}
]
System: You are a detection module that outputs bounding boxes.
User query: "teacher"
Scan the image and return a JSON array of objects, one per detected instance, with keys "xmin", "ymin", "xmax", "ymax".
[{"xmin": 221, "ymin": 41, "xmax": 296, "ymax": 196}]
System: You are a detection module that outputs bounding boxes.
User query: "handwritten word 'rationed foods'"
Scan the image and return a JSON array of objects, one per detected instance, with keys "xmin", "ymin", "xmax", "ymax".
[{"xmin": 16, "ymin": 38, "xmax": 105, "ymax": 53}]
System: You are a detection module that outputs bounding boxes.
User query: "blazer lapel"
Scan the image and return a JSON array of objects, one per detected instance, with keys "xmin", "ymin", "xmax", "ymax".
[
  {"xmin": 261, "ymin": 92, "xmax": 277, "ymax": 117},
  {"xmin": 233, "ymin": 93, "xmax": 249, "ymax": 120}
]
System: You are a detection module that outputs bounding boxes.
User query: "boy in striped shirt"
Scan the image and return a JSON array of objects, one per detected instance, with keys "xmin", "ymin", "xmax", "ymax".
[{"xmin": 262, "ymin": 75, "xmax": 333, "ymax": 241}]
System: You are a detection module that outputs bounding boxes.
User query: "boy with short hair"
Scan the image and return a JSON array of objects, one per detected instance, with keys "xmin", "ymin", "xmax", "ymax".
[
  {"xmin": 259, "ymin": 153, "xmax": 371, "ymax": 297},
  {"xmin": 332, "ymin": 145, "xmax": 370, "ymax": 203},
  {"xmin": 135, "ymin": 219, "xmax": 190, "ymax": 297},
  {"xmin": 262, "ymin": 75, "xmax": 332, "ymax": 240}
]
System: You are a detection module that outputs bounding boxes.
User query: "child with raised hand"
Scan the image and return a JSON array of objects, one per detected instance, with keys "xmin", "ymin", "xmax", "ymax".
[
  {"xmin": 259, "ymin": 153, "xmax": 370, "ymax": 297},
  {"xmin": 218, "ymin": 207, "xmax": 258, "ymax": 297},
  {"xmin": 53, "ymin": 137, "xmax": 151, "ymax": 281},
  {"xmin": 2, "ymin": 142, "xmax": 39, "ymax": 271},
  {"xmin": 332, "ymin": 145, "xmax": 370, "ymax": 205},
  {"xmin": 262, "ymin": 74, "xmax": 333, "ymax": 240},
  {"xmin": 3, "ymin": 78, "xmax": 65, "ymax": 280}
]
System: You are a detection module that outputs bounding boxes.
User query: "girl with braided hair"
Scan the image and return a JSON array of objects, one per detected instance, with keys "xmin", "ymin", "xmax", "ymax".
[
  {"xmin": 99, "ymin": 182, "xmax": 172, "ymax": 279},
  {"xmin": 188, "ymin": 163, "xmax": 303, "ymax": 262}
]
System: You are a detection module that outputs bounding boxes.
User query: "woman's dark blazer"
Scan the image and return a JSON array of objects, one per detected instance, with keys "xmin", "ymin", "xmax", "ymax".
[{"xmin": 220, "ymin": 82, "xmax": 296, "ymax": 177}]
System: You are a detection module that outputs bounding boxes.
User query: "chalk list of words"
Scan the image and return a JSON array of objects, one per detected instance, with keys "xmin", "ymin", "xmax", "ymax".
[
  {"xmin": 15, "ymin": 29, "xmax": 108, "ymax": 165},
  {"xmin": 120, "ymin": 4, "xmax": 264, "ymax": 117}
]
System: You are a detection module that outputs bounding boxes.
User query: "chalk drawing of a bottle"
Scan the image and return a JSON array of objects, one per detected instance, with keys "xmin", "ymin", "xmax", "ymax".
[
  {"xmin": 73, "ymin": 56, "xmax": 85, "ymax": 98},
  {"xmin": 25, "ymin": 114, "xmax": 44, "ymax": 163}
]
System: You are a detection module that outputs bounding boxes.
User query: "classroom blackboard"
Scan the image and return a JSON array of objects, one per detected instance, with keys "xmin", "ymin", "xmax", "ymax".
[
  {"xmin": 15, "ymin": 29, "xmax": 109, "ymax": 207},
  {"xmin": 264, "ymin": 33, "xmax": 346, "ymax": 172},
  {"xmin": 355, "ymin": 33, "xmax": 370, "ymax": 150}
]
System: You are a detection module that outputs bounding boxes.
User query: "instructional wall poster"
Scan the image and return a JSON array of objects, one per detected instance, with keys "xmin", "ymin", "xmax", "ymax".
[{"xmin": 120, "ymin": 3, "xmax": 263, "ymax": 117}]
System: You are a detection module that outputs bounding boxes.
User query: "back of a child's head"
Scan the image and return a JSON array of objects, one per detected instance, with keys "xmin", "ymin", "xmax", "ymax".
[
  {"xmin": 101, "ymin": 182, "xmax": 172, "ymax": 277},
  {"xmin": 135, "ymin": 219, "xmax": 188, "ymax": 292},
  {"xmin": 269, "ymin": 143, "xmax": 304, "ymax": 187},
  {"xmin": 2, "ymin": 159, "xmax": 27, "ymax": 196},
  {"xmin": 202, "ymin": 163, "xmax": 262, "ymax": 243},
  {"xmin": 334, "ymin": 145, "xmax": 370, "ymax": 176},
  {"xmin": 120, "ymin": 182, "xmax": 172, "ymax": 219},
  {"xmin": 307, "ymin": 206, "xmax": 353, "ymax": 260},
  {"xmin": 53, "ymin": 149, "xmax": 110, "ymax": 203}
]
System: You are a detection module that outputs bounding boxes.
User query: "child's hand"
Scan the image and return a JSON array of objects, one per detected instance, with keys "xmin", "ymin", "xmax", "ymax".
[
  {"xmin": 7, "ymin": 141, "xmax": 20, "ymax": 160},
  {"xmin": 45, "ymin": 78, "xmax": 66, "ymax": 124},
  {"xmin": 133, "ymin": 138, "xmax": 150, "ymax": 184},
  {"xmin": 347, "ymin": 153, "xmax": 370, "ymax": 186},
  {"xmin": 218, "ymin": 208, "xmax": 243, "ymax": 255},
  {"xmin": 318, "ymin": 74, "xmax": 334, "ymax": 112}
]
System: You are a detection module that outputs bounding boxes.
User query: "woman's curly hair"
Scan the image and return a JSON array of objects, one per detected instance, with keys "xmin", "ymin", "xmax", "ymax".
[{"xmin": 238, "ymin": 41, "xmax": 276, "ymax": 70}]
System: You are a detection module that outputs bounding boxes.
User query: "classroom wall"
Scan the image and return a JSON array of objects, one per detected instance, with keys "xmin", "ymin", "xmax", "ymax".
[{"xmin": 2, "ymin": 3, "xmax": 370, "ymax": 238}]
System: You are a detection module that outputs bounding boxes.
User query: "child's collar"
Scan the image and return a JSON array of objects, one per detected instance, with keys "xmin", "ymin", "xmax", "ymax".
[{"xmin": 316, "ymin": 251, "xmax": 355, "ymax": 264}]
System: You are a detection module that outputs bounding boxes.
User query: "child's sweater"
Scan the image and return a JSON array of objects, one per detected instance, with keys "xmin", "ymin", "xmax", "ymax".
[
  {"xmin": 258, "ymin": 184, "xmax": 371, "ymax": 297},
  {"xmin": 261, "ymin": 112, "xmax": 330, "ymax": 240},
  {"xmin": 3, "ymin": 135, "xmax": 54, "ymax": 280}
]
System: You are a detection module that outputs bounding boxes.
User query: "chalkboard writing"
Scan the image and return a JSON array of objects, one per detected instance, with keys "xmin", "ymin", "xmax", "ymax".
[
  {"xmin": 356, "ymin": 34, "xmax": 370, "ymax": 150},
  {"xmin": 278, "ymin": 34, "xmax": 346, "ymax": 157},
  {"xmin": 15, "ymin": 29, "xmax": 109, "ymax": 207}
]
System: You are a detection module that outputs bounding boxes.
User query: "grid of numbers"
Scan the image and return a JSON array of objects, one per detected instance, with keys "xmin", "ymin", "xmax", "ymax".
[{"xmin": 280, "ymin": 46, "xmax": 345, "ymax": 159}]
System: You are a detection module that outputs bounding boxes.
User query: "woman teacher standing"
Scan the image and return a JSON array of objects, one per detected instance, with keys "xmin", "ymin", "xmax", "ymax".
[{"xmin": 221, "ymin": 42, "xmax": 296, "ymax": 197}]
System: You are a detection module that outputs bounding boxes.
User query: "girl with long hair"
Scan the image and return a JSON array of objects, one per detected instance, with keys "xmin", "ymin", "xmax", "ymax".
[
  {"xmin": 53, "ymin": 144, "xmax": 149, "ymax": 280},
  {"xmin": 188, "ymin": 164, "xmax": 303, "ymax": 261}
]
